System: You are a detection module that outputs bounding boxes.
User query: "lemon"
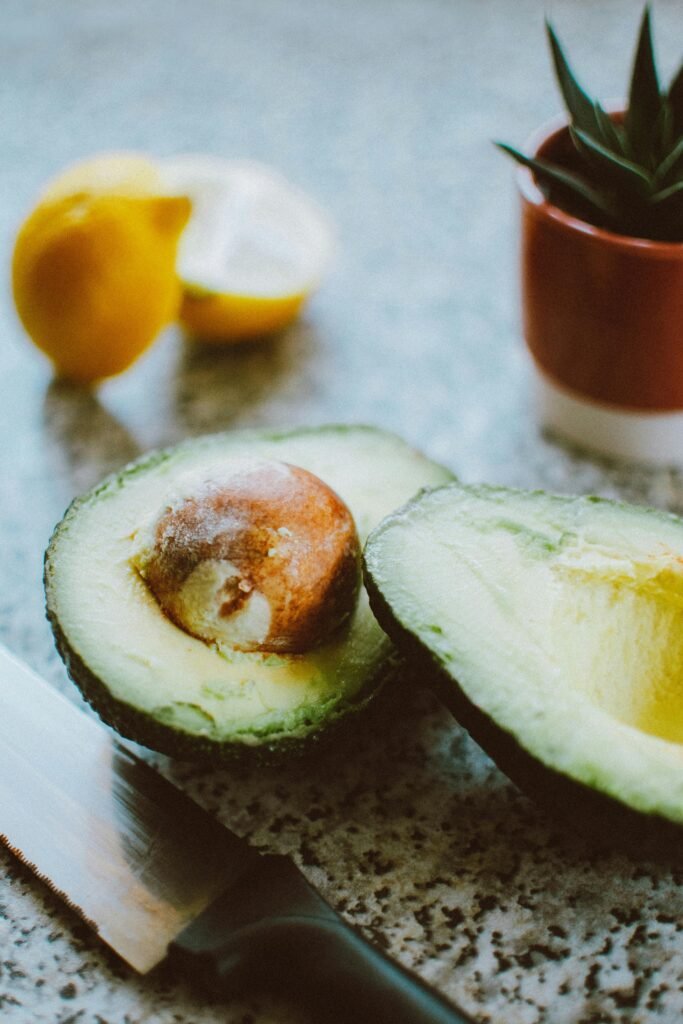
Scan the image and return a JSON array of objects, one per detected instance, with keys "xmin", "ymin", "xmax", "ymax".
[
  {"xmin": 12, "ymin": 154, "xmax": 191, "ymax": 383},
  {"xmin": 160, "ymin": 157, "xmax": 334, "ymax": 343}
]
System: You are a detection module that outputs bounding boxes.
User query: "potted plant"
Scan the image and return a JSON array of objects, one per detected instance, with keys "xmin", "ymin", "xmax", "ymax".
[{"xmin": 499, "ymin": 7, "xmax": 683, "ymax": 466}]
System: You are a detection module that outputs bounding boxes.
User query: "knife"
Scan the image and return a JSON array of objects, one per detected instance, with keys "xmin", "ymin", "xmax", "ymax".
[{"xmin": 0, "ymin": 643, "xmax": 473, "ymax": 1024}]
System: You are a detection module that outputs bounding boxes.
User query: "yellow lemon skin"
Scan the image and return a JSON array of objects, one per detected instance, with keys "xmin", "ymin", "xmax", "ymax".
[
  {"xmin": 179, "ymin": 289, "xmax": 306, "ymax": 343},
  {"xmin": 12, "ymin": 190, "xmax": 191, "ymax": 383}
]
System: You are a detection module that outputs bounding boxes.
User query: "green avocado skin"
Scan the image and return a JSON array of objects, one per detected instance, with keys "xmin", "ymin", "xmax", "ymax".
[
  {"xmin": 362, "ymin": 497, "xmax": 683, "ymax": 857},
  {"xmin": 44, "ymin": 425, "xmax": 453, "ymax": 764}
]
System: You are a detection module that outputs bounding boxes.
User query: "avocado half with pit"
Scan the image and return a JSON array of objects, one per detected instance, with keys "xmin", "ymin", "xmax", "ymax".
[
  {"xmin": 45, "ymin": 426, "xmax": 452, "ymax": 762},
  {"xmin": 363, "ymin": 482, "xmax": 683, "ymax": 839}
]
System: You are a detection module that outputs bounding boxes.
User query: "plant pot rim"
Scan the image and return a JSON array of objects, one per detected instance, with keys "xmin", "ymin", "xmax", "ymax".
[{"xmin": 517, "ymin": 111, "xmax": 683, "ymax": 256}]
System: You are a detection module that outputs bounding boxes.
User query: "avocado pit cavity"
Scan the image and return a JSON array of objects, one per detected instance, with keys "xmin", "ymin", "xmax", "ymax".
[
  {"xmin": 134, "ymin": 459, "xmax": 361, "ymax": 653},
  {"xmin": 553, "ymin": 546, "xmax": 683, "ymax": 745}
]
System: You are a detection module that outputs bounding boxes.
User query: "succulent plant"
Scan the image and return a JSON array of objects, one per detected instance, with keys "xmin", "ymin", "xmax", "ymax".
[{"xmin": 498, "ymin": 6, "xmax": 683, "ymax": 242}]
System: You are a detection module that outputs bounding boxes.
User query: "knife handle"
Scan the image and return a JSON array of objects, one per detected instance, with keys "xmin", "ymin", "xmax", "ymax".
[{"xmin": 168, "ymin": 854, "xmax": 473, "ymax": 1024}]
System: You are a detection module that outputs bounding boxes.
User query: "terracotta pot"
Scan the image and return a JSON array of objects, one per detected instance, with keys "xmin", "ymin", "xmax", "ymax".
[{"xmin": 519, "ymin": 116, "xmax": 683, "ymax": 465}]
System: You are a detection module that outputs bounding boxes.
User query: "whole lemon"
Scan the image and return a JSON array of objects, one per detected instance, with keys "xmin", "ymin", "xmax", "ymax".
[{"xmin": 12, "ymin": 156, "xmax": 191, "ymax": 383}]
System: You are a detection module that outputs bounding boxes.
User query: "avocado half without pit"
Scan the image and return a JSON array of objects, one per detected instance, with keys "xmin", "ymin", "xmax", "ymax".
[
  {"xmin": 45, "ymin": 426, "xmax": 452, "ymax": 761},
  {"xmin": 363, "ymin": 482, "xmax": 683, "ymax": 840}
]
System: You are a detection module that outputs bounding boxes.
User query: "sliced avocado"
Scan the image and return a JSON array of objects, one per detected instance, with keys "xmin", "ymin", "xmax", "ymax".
[
  {"xmin": 45, "ymin": 425, "xmax": 452, "ymax": 762},
  {"xmin": 363, "ymin": 482, "xmax": 683, "ymax": 839}
]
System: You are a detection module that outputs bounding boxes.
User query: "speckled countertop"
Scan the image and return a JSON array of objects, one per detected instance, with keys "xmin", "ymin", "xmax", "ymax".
[{"xmin": 2, "ymin": 1, "xmax": 683, "ymax": 1021}]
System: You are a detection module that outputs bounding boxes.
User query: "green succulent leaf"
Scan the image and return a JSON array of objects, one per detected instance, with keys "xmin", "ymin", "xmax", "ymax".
[
  {"xmin": 668, "ymin": 62, "xmax": 683, "ymax": 140},
  {"xmin": 650, "ymin": 179, "xmax": 683, "ymax": 205},
  {"xmin": 625, "ymin": 6, "xmax": 662, "ymax": 168},
  {"xmin": 593, "ymin": 103, "xmax": 626, "ymax": 155},
  {"xmin": 495, "ymin": 143, "xmax": 619, "ymax": 223},
  {"xmin": 571, "ymin": 127, "xmax": 653, "ymax": 194},
  {"xmin": 545, "ymin": 21, "xmax": 606, "ymax": 144},
  {"xmin": 655, "ymin": 99, "xmax": 675, "ymax": 160},
  {"xmin": 655, "ymin": 134, "xmax": 683, "ymax": 185}
]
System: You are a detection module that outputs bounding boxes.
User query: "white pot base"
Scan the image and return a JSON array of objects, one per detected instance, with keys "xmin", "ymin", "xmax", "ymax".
[{"xmin": 535, "ymin": 370, "xmax": 683, "ymax": 468}]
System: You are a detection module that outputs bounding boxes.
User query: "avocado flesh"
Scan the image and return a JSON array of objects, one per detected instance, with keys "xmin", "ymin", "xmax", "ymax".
[
  {"xmin": 45, "ymin": 426, "xmax": 452, "ymax": 760},
  {"xmin": 363, "ymin": 483, "xmax": 683, "ymax": 830}
]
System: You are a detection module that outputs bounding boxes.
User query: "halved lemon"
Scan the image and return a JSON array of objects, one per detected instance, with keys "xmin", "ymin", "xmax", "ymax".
[{"xmin": 161, "ymin": 157, "xmax": 335, "ymax": 343}]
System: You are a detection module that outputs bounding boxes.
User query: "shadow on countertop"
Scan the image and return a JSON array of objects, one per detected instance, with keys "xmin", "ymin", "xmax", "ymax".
[
  {"xmin": 42, "ymin": 378, "xmax": 142, "ymax": 497},
  {"xmin": 173, "ymin": 321, "xmax": 321, "ymax": 436}
]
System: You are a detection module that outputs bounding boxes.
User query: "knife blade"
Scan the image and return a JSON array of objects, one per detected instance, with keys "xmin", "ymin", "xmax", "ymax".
[{"xmin": 0, "ymin": 643, "xmax": 473, "ymax": 1024}]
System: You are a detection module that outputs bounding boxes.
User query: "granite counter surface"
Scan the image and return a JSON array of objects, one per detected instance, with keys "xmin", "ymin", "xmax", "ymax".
[{"xmin": 2, "ymin": 1, "xmax": 683, "ymax": 1021}]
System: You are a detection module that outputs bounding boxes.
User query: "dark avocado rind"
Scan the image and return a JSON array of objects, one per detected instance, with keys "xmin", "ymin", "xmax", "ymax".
[
  {"xmin": 363, "ymin": 482, "xmax": 683, "ymax": 851},
  {"xmin": 45, "ymin": 425, "xmax": 453, "ymax": 763}
]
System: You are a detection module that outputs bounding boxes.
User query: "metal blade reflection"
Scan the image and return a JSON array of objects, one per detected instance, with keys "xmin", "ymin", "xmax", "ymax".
[{"xmin": 0, "ymin": 644, "xmax": 257, "ymax": 972}]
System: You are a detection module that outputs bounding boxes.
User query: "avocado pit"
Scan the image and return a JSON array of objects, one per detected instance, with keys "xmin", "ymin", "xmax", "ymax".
[{"xmin": 134, "ymin": 459, "xmax": 361, "ymax": 653}]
